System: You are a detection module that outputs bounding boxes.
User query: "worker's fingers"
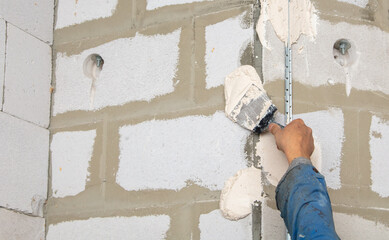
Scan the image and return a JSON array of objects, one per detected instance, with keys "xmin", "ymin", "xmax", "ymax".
[{"xmin": 269, "ymin": 123, "xmax": 281, "ymax": 136}]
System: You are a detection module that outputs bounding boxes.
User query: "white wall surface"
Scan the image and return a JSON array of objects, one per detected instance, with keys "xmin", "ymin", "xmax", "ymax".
[
  {"xmin": 117, "ymin": 112, "xmax": 250, "ymax": 191},
  {"xmin": 54, "ymin": 29, "xmax": 181, "ymax": 115},
  {"xmin": 0, "ymin": 208, "xmax": 45, "ymax": 240},
  {"xmin": 199, "ymin": 210, "xmax": 252, "ymax": 240},
  {"xmin": 55, "ymin": 0, "xmax": 118, "ymax": 29},
  {"xmin": 0, "ymin": 0, "xmax": 54, "ymax": 44},
  {"xmin": 51, "ymin": 130, "xmax": 97, "ymax": 198},
  {"xmin": 3, "ymin": 24, "xmax": 52, "ymax": 128},
  {"xmin": 205, "ymin": 12, "xmax": 253, "ymax": 89},
  {"xmin": 0, "ymin": 112, "xmax": 49, "ymax": 215}
]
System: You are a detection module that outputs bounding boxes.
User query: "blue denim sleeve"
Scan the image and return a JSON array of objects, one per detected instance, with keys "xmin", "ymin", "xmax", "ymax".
[{"xmin": 275, "ymin": 157, "xmax": 340, "ymax": 240}]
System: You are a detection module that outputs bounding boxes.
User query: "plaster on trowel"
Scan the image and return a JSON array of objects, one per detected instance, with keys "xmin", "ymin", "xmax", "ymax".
[{"xmin": 224, "ymin": 65, "xmax": 283, "ymax": 134}]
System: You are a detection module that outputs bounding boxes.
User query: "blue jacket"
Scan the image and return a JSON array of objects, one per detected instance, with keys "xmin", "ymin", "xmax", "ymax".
[{"xmin": 276, "ymin": 157, "xmax": 340, "ymax": 240}]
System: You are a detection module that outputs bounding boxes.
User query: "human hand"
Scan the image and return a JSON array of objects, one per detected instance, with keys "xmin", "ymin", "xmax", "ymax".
[{"xmin": 269, "ymin": 119, "xmax": 314, "ymax": 165}]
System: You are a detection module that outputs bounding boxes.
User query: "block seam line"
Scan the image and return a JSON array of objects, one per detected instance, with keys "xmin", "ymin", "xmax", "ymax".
[
  {"xmin": 0, "ymin": 206, "xmax": 44, "ymax": 219},
  {"xmin": 6, "ymin": 22, "xmax": 53, "ymax": 46},
  {"xmin": 0, "ymin": 111, "xmax": 49, "ymax": 130},
  {"xmin": 1, "ymin": 21, "xmax": 7, "ymax": 110}
]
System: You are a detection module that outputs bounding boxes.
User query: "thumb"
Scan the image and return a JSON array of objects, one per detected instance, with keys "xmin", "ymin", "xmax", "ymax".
[{"xmin": 269, "ymin": 123, "xmax": 281, "ymax": 136}]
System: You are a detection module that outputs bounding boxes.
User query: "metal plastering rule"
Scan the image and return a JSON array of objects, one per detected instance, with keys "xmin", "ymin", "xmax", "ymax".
[{"xmin": 285, "ymin": 0, "xmax": 293, "ymax": 125}]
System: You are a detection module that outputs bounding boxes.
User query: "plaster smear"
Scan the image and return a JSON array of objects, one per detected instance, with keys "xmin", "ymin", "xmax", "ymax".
[
  {"xmin": 205, "ymin": 12, "xmax": 253, "ymax": 89},
  {"xmin": 220, "ymin": 167, "xmax": 262, "ymax": 221},
  {"xmin": 369, "ymin": 115, "xmax": 389, "ymax": 198},
  {"xmin": 256, "ymin": 108, "xmax": 344, "ymax": 189},
  {"xmin": 117, "ymin": 112, "xmax": 250, "ymax": 191},
  {"xmin": 147, "ymin": 0, "xmax": 208, "ymax": 10},
  {"xmin": 200, "ymin": 210, "xmax": 252, "ymax": 240},
  {"xmin": 256, "ymin": 0, "xmax": 317, "ymax": 49},
  {"xmin": 51, "ymin": 130, "xmax": 96, "ymax": 198},
  {"xmin": 47, "ymin": 215, "xmax": 170, "ymax": 240},
  {"xmin": 263, "ymin": 19, "xmax": 389, "ymax": 95},
  {"xmin": 55, "ymin": 0, "xmax": 118, "ymax": 29},
  {"xmin": 334, "ymin": 213, "xmax": 389, "ymax": 239},
  {"xmin": 337, "ymin": 0, "xmax": 368, "ymax": 8},
  {"xmin": 54, "ymin": 29, "xmax": 180, "ymax": 115}
]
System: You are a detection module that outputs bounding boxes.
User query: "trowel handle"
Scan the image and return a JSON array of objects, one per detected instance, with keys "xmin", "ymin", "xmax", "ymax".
[{"xmin": 269, "ymin": 119, "xmax": 285, "ymax": 129}]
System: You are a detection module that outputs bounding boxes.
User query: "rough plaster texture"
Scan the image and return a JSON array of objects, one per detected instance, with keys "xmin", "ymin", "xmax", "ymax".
[
  {"xmin": 205, "ymin": 12, "xmax": 253, "ymax": 89},
  {"xmin": 55, "ymin": 0, "xmax": 119, "ymax": 29},
  {"xmin": 3, "ymin": 24, "xmax": 52, "ymax": 128},
  {"xmin": 0, "ymin": 0, "xmax": 54, "ymax": 43},
  {"xmin": 199, "ymin": 210, "xmax": 251, "ymax": 240},
  {"xmin": 147, "ymin": 0, "xmax": 208, "ymax": 10},
  {"xmin": 369, "ymin": 115, "xmax": 389, "ymax": 198},
  {"xmin": 47, "ymin": 215, "xmax": 170, "ymax": 240},
  {"xmin": 0, "ymin": 112, "xmax": 49, "ymax": 215},
  {"xmin": 0, "ymin": 208, "xmax": 45, "ymax": 240},
  {"xmin": 337, "ymin": 0, "xmax": 368, "ymax": 8},
  {"xmin": 54, "ymin": 29, "xmax": 181, "ymax": 115},
  {"xmin": 263, "ymin": 19, "xmax": 389, "ymax": 96},
  {"xmin": 258, "ymin": 108, "xmax": 344, "ymax": 189},
  {"xmin": 117, "ymin": 112, "xmax": 250, "ymax": 191},
  {"xmin": 334, "ymin": 213, "xmax": 389, "ymax": 239},
  {"xmin": 51, "ymin": 130, "xmax": 97, "ymax": 198},
  {"xmin": 0, "ymin": 19, "xmax": 5, "ymax": 110}
]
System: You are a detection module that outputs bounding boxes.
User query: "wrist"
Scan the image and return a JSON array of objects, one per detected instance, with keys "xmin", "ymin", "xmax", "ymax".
[{"xmin": 286, "ymin": 153, "xmax": 310, "ymax": 165}]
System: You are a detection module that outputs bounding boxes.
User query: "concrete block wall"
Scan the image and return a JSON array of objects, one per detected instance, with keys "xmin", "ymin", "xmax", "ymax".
[
  {"xmin": 47, "ymin": 0, "xmax": 256, "ymax": 239},
  {"xmin": 0, "ymin": 0, "xmax": 54, "ymax": 239},
  {"xmin": 47, "ymin": 0, "xmax": 389, "ymax": 240}
]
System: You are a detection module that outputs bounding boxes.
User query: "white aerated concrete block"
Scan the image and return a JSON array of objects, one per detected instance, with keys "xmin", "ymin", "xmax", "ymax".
[
  {"xmin": 263, "ymin": 19, "xmax": 389, "ymax": 96},
  {"xmin": 337, "ymin": 0, "xmax": 368, "ymax": 8},
  {"xmin": 117, "ymin": 112, "xmax": 250, "ymax": 191},
  {"xmin": 334, "ymin": 213, "xmax": 389, "ymax": 240},
  {"xmin": 56, "ymin": 0, "xmax": 118, "ymax": 29},
  {"xmin": 0, "ymin": 208, "xmax": 45, "ymax": 240},
  {"xmin": 47, "ymin": 215, "xmax": 170, "ymax": 240},
  {"xmin": 369, "ymin": 115, "xmax": 389, "ymax": 198},
  {"xmin": 54, "ymin": 29, "xmax": 181, "ymax": 115},
  {"xmin": 3, "ymin": 25, "xmax": 52, "ymax": 128},
  {"xmin": 51, "ymin": 130, "xmax": 97, "ymax": 198},
  {"xmin": 0, "ymin": 0, "xmax": 54, "ymax": 43},
  {"xmin": 0, "ymin": 19, "xmax": 5, "ymax": 110},
  {"xmin": 147, "ymin": 0, "xmax": 208, "ymax": 10},
  {"xmin": 0, "ymin": 112, "xmax": 49, "ymax": 215},
  {"xmin": 261, "ymin": 203, "xmax": 285, "ymax": 240},
  {"xmin": 205, "ymin": 12, "xmax": 253, "ymax": 89},
  {"xmin": 199, "ymin": 210, "xmax": 251, "ymax": 239}
]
